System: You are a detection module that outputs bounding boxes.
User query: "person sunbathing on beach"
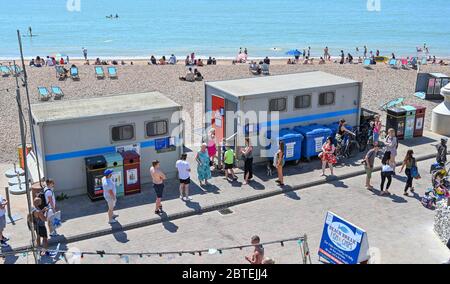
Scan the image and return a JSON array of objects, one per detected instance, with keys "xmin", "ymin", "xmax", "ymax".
[
  {"xmin": 84, "ymin": 60, "xmax": 90, "ymax": 65},
  {"xmin": 185, "ymin": 55, "xmax": 191, "ymax": 66},
  {"xmin": 194, "ymin": 68, "xmax": 203, "ymax": 81},
  {"xmin": 197, "ymin": 59, "xmax": 204, "ymax": 67},
  {"xmin": 319, "ymin": 57, "xmax": 325, "ymax": 64},
  {"xmin": 169, "ymin": 54, "xmax": 177, "ymax": 65},
  {"xmin": 149, "ymin": 55, "xmax": 157, "ymax": 65},
  {"xmin": 303, "ymin": 57, "xmax": 309, "ymax": 65},
  {"xmin": 95, "ymin": 58, "xmax": 101, "ymax": 65},
  {"xmin": 159, "ymin": 56, "xmax": 166, "ymax": 65},
  {"xmin": 179, "ymin": 68, "xmax": 195, "ymax": 82}
]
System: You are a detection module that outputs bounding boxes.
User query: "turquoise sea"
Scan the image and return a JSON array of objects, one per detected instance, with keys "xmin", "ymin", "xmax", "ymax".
[{"xmin": 0, "ymin": 0, "xmax": 449, "ymax": 59}]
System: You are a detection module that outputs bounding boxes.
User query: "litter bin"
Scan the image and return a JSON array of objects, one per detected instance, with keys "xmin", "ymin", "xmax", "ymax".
[
  {"xmin": 103, "ymin": 152, "xmax": 124, "ymax": 197},
  {"xmin": 411, "ymin": 104, "xmax": 426, "ymax": 137},
  {"xmin": 293, "ymin": 124, "xmax": 332, "ymax": 160},
  {"xmin": 120, "ymin": 150, "xmax": 141, "ymax": 195},
  {"xmin": 386, "ymin": 107, "xmax": 406, "ymax": 140},
  {"xmin": 401, "ymin": 105, "xmax": 416, "ymax": 140},
  {"xmin": 85, "ymin": 155, "xmax": 107, "ymax": 201},
  {"xmin": 266, "ymin": 129, "xmax": 303, "ymax": 164}
]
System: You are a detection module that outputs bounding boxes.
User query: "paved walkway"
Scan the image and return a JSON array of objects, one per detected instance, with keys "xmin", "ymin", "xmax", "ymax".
[
  {"xmin": 0, "ymin": 131, "xmax": 446, "ymax": 250},
  {"xmin": 4, "ymin": 158, "xmax": 448, "ymax": 264}
]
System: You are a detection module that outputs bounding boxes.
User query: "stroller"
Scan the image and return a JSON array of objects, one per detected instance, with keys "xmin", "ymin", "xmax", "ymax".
[{"xmin": 421, "ymin": 188, "xmax": 437, "ymax": 209}]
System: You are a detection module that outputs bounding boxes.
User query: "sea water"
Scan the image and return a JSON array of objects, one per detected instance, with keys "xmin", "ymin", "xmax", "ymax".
[{"xmin": 0, "ymin": 0, "xmax": 449, "ymax": 59}]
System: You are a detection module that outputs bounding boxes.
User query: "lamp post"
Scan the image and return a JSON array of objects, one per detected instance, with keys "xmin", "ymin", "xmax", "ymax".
[{"xmin": 14, "ymin": 31, "xmax": 38, "ymax": 264}]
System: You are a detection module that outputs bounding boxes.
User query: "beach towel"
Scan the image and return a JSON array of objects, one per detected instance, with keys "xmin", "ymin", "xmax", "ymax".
[{"xmin": 413, "ymin": 92, "xmax": 426, "ymax": 100}]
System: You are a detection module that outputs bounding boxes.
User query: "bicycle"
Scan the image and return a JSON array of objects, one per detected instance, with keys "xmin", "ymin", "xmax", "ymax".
[{"xmin": 335, "ymin": 133, "xmax": 360, "ymax": 161}]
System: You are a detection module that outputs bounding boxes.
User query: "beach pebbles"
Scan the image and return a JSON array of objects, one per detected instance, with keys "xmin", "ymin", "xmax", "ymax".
[{"xmin": 434, "ymin": 200, "xmax": 450, "ymax": 243}]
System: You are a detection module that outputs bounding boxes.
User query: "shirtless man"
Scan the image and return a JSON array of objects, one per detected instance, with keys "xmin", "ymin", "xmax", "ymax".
[
  {"xmin": 245, "ymin": 235, "xmax": 264, "ymax": 264},
  {"xmin": 150, "ymin": 160, "xmax": 166, "ymax": 215}
]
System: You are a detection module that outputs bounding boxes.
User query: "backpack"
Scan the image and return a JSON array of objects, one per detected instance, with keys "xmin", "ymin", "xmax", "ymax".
[
  {"xmin": 37, "ymin": 188, "xmax": 51, "ymax": 210},
  {"xmin": 273, "ymin": 151, "xmax": 285, "ymax": 168}
]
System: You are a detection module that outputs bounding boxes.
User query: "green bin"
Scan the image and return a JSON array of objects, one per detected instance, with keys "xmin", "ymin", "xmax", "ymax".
[{"xmin": 401, "ymin": 105, "xmax": 416, "ymax": 140}]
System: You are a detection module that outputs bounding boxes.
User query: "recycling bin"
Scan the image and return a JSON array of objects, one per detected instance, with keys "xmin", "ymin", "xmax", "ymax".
[
  {"xmin": 120, "ymin": 150, "xmax": 141, "ymax": 195},
  {"xmin": 293, "ymin": 124, "xmax": 332, "ymax": 160},
  {"xmin": 411, "ymin": 105, "xmax": 426, "ymax": 137},
  {"xmin": 85, "ymin": 155, "xmax": 107, "ymax": 201},
  {"xmin": 386, "ymin": 107, "xmax": 406, "ymax": 140},
  {"xmin": 103, "ymin": 152, "xmax": 124, "ymax": 197},
  {"xmin": 401, "ymin": 105, "xmax": 416, "ymax": 140},
  {"xmin": 266, "ymin": 129, "xmax": 304, "ymax": 163}
]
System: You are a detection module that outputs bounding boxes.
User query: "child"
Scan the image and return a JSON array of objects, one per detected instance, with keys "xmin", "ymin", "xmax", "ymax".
[{"xmin": 224, "ymin": 146, "xmax": 237, "ymax": 180}]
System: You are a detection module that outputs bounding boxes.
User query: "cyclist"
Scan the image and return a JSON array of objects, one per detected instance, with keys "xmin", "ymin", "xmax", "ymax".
[{"xmin": 335, "ymin": 119, "xmax": 356, "ymax": 150}]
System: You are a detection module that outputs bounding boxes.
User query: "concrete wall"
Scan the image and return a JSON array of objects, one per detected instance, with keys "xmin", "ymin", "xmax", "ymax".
[{"xmin": 38, "ymin": 108, "xmax": 182, "ymax": 196}]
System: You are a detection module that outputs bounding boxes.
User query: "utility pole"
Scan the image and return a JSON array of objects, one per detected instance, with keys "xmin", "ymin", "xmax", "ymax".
[{"xmin": 14, "ymin": 33, "xmax": 38, "ymax": 264}]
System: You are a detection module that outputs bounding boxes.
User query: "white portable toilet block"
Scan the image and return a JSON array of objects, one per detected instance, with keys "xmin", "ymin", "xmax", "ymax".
[{"xmin": 431, "ymin": 83, "xmax": 450, "ymax": 136}]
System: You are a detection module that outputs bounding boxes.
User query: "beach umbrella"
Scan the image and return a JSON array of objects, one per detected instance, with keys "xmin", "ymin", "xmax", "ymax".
[
  {"xmin": 285, "ymin": 49, "xmax": 302, "ymax": 56},
  {"xmin": 54, "ymin": 53, "xmax": 66, "ymax": 60}
]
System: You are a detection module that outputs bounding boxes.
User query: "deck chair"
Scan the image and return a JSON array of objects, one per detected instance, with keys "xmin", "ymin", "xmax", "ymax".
[
  {"xmin": 51, "ymin": 86, "xmax": 64, "ymax": 100},
  {"xmin": 55, "ymin": 66, "xmax": 67, "ymax": 80},
  {"xmin": 0, "ymin": 65, "xmax": 11, "ymax": 77},
  {"xmin": 379, "ymin": 97, "xmax": 405, "ymax": 111},
  {"xmin": 37, "ymin": 87, "xmax": 51, "ymax": 101},
  {"xmin": 107, "ymin": 67, "xmax": 118, "ymax": 79},
  {"xmin": 70, "ymin": 66, "xmax": 80, "ymax": 80},
  {"xmin": 363, "ymin": 58, "xmax": 372, "ymax": 69},
  {"xmin": 261, "ymin": 63, "xmax": 270, "ymax": 75},
  {"xmin": 95, "ymin": 66, "xmax": 105, "ymax": 79},
  {"xmin": 421, "ymin": 57, "xmax": 427, "ymax": 65},
  {"xmin": 400, "ymin": 58, "xmax": 409, "ymax": 69},
  {"xmin": 388, "ymin": 59, "xmax": 398, "ymax": 69},
  {"xmin": 11, "ymin": 65, "xmax": 23, "ymax": 76}
]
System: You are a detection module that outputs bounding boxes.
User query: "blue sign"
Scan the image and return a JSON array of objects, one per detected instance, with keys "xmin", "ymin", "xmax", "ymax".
[
  {"xmin": 318, "ymin": 211, "xmax": 368, "ymax": 264},
  {"xmin": 155, "ymin": 137, "xmax": 169, "ymax": 151}
]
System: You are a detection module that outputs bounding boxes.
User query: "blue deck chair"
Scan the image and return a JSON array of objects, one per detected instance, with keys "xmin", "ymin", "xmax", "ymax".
[
  {"xmin": 421, "ymin": 57, "xmax": 427, "ymax": 65},
  {"xmin": 107, "ymin": 67, "xmax": 118, "ymax": 79},
  {"xmin": 37, "ymin": 87, "xmax": 51, "ymax": 101},
  {"xmin": 95, "ymin": 66, "xmax": 105, "ymax": 79},
  {"xmin": 379, "ymin": 97, "xmax": 405, "ymax": 111},
  {"xmin": 363, "ymin": 58, "xmax": 372, "ymax": 69},
  {"xmin": 51, "ymin": 86, "xmax": 64, "ymax": 100},
  {"xmin": 0, "ymin": 65, "xmax": 11, "ymax": 77},
  {"xmin": 388, "ymin": 59, "xmax": 397, "ymax": 68},
  {"xmin": 70, "ymin": 66, "xmax": 80, "ymax": 80},
  {"xmin": 55, "ymin": 66, "xmax": 67, "ymax": 80},
  {"xmin": 261, "ymin": 63, "xmax": 269, "ymax": 75}
]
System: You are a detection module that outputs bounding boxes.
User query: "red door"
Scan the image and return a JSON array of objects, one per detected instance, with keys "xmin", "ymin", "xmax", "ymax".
[{"xmin": 211, "ymin": 95, "xmax": 225, "ymax": 142}]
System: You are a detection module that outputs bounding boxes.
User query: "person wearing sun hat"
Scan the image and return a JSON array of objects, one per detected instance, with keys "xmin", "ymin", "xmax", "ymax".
[{"xmin": 102, "ymin": 169, "xmax": 118, "ymax": 224}]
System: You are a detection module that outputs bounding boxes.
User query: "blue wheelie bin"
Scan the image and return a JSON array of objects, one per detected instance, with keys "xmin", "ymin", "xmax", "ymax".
[
  {"xmin": 293, "ymin": 124, "xmax": 332, "ymax": 160},
  {"xmin": 266, "ymin": 128, "xmax": 304, "ymax": 164}
]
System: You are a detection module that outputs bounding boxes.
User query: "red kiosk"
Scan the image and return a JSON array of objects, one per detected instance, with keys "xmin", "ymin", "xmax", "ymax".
[{"xmin": 120, "ymin": 150, "xmax": 141, "ymax": 195}]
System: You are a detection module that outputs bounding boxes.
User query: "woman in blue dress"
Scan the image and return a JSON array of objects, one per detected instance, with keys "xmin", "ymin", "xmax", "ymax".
[{"xmin": 196, "ymin": 143, "xmax": 211, "ymax": 186}]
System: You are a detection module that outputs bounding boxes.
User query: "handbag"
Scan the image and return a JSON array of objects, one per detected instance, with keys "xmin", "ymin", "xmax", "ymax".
[{"xmin": 411, "ymin": 159, "xmax": 421, "ymax": 179}]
